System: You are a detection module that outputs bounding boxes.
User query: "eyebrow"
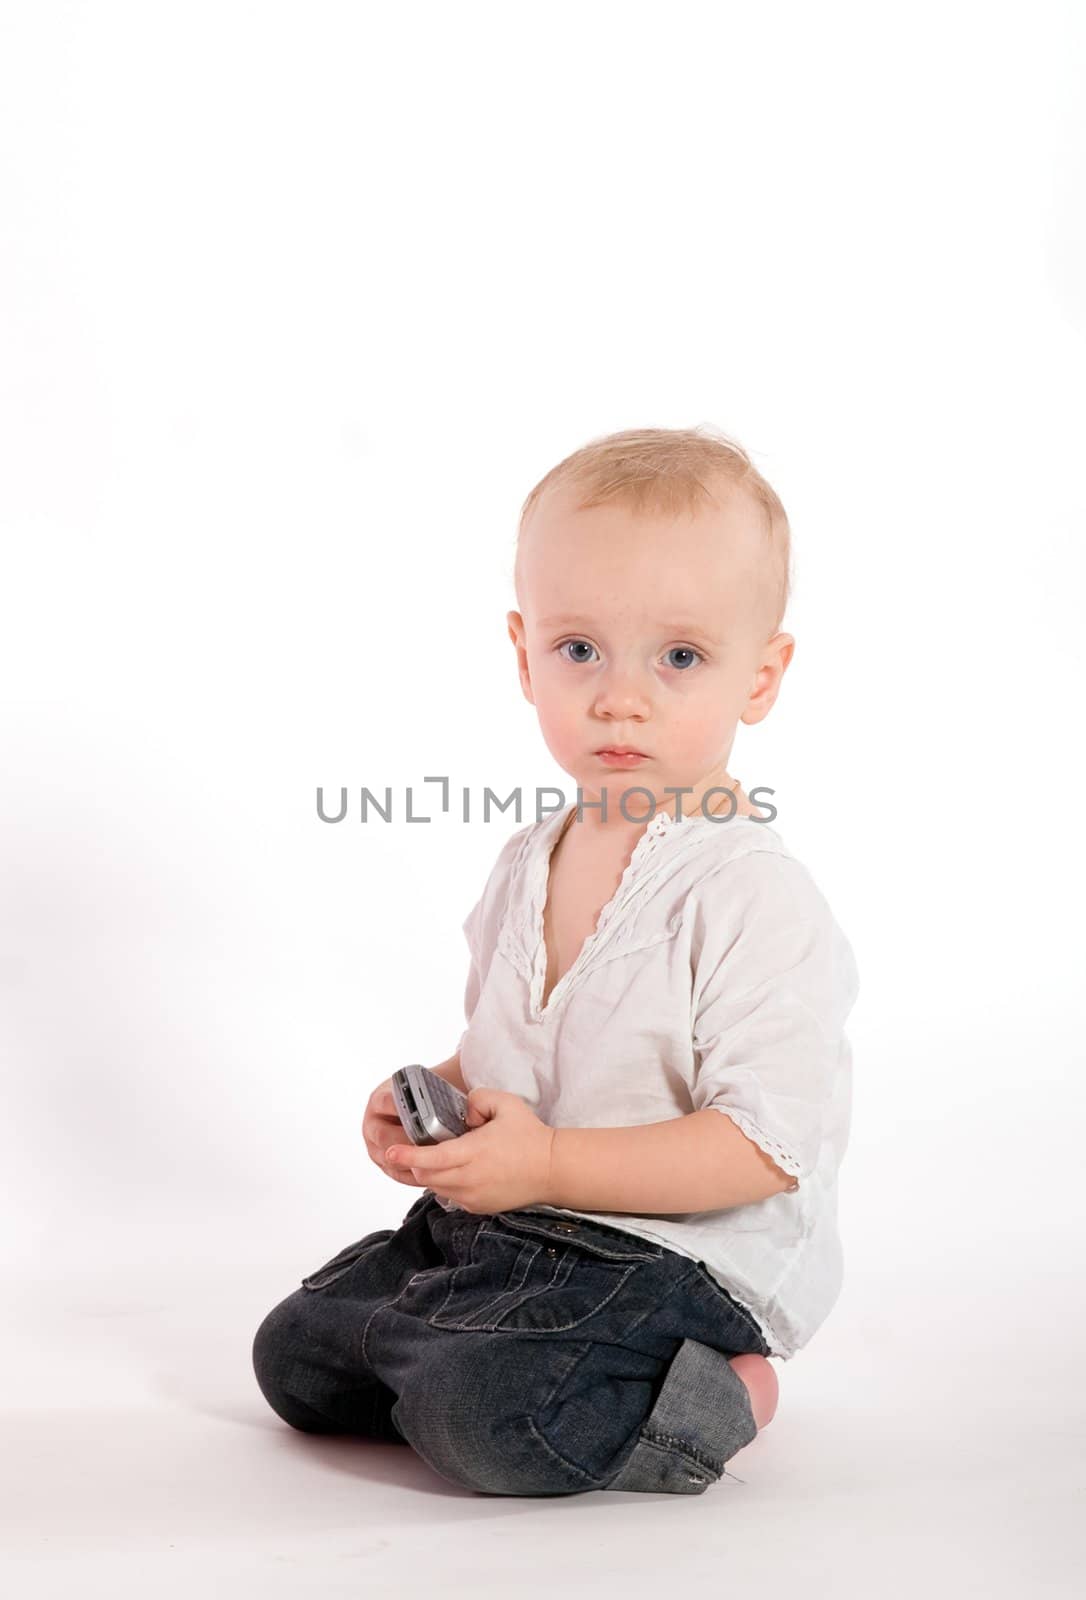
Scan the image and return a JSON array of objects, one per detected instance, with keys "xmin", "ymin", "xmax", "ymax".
[{"xmin": 538, "ymin": 615, "xmax": 722, "ymax": 644}]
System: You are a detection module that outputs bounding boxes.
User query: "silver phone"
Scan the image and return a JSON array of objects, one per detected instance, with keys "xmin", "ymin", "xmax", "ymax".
[{"xmin": 391, "ymin": 1064, "xmax": 469, "ymax": 1146}]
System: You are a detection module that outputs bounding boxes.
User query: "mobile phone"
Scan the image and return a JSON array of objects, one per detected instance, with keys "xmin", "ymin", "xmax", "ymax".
[{"xmin": 391, "ymin": 1064, "xmax": 469, "ymax": 1146}]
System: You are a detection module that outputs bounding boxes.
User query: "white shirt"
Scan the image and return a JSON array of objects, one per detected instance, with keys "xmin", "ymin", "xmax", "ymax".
[{"xmin": 444, "ymin": 801, "xmax": 860, "ymax": 1361}]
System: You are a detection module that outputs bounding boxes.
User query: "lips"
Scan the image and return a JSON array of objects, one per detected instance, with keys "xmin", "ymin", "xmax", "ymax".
[
  {"xmin": 596, "ymin": 747, "xmax": 646, "ymax": 756},
  {"xmin": 596, "ymin": 748, "xmax": 649, "ymax": 766}
]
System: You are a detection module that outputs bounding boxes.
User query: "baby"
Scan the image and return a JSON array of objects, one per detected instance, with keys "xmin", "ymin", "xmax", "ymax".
[{"xmin": 253, "ymin": 425, "xmax": 860, "ymax": 1498}]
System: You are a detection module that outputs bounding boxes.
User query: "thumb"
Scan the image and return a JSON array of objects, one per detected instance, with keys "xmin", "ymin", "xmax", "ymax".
[{"xmin": 465, "ymin": 1085, "xmax": 499, "ymax": 1127}]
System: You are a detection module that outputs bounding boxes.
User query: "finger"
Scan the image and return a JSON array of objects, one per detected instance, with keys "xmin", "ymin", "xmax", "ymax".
[
  {"xmin": 363, "ymin": 1114, "xmax": 402, "ymax": 1146},
  {"xmin": 411, "ymin": 1172, "xmax": 455, "ymax": 1203},
  {"xmin": 365, "ymin": 1131, "xmax": 408, "ymax": 1167},
  {"xmin": 387, "ymin": 1145, "xmax": 458, "ymax": 1172},
  {"xmin": 363, "ymin": 1120, "xmax": 395, "ymax": 1147},
  {"xmin": 363, "ymin": 1106, "xmax": 399, "ymax": 1130},
  {"xmin": 387, "ymin": 1145, "xmax": 428, "ymax": 1169},
  {"xmin": 388, "ymin": 1124, "xmax": 480, "ymax": 1163},
  {"xmin": 376, "ymin": 1148, "xmax": 428, "ymax": 1185},
  {"xmin": 388, "ymin": 1145, "xmax": 472, "ymax": 1176}
]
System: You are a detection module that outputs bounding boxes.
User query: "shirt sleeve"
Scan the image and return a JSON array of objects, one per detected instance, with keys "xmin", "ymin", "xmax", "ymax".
[
  {"xmin": 454, "ymin": 825, "xmax": 531, "ymax": 1056},
  {"xmin": 689, "ymin": 849, "xmax": 860, "ymax": 1189},
  {"xmin": 456, "ymin": 896, "xmax": 484, "ymax": 1051}
]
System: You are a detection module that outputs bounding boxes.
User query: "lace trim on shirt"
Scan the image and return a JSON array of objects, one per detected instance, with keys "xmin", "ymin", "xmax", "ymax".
[
  {"xmin": 708, "ymin": 1106, "xmax": 803, "ymax": 1189},
  {"xmin": 507, "ymin": 807, "xmax": 773, "ymax": 1017},
  {"xmin": 520, "ymin": 811, "xmax": 672, "ymax": 1015}
]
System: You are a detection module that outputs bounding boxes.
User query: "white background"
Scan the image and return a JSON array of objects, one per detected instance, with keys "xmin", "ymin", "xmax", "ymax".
[{"xmin": 1, "ymin": 1, "xmax": 1083, "ymax": 1593}]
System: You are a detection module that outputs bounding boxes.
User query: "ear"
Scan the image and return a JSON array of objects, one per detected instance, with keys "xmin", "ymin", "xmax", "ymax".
[
  {"xmin": 507, "ymin": 610, "xmax": 535, "ymax": 706},
  {"xmin": 740, "ymin": 632, "xmax": 795, "ymax": 727}
]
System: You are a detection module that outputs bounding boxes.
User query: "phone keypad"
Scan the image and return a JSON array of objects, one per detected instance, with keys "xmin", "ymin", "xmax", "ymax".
[{"xmin": 427, "ymin": 1071, "xmax": 468, "ymax": 1134}]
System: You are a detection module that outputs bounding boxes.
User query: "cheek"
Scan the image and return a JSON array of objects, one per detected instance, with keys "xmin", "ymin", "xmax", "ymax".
[
  {"xmin": 670, "ymin": 686, "xmax": 732, "ymax": 751},
  {"xmin": 527, "ymin": 672, "xmax": 586, "ymax": 754},
  {"xmin": 534, "ymin": 698, "xmax": 582, "ymax": 753}
]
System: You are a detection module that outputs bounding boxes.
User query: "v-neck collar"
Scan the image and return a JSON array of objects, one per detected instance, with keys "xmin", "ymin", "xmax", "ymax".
[{"xmin": 509, "ymin": 801, "xmax": 762, "ymax": 1023}]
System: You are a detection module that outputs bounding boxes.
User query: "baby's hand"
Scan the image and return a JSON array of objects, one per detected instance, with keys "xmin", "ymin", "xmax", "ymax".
[
  {"xmin": 385, "ymin": 1087, "xmax": 555, "ymax": 1214},
  {"xmin": 362, "ymin": 1078, "xmax": 428, "ymax": 1188}
]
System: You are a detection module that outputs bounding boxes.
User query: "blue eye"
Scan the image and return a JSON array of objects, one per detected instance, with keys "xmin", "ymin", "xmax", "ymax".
[
  {"xmin": 557, "ymin": 640, "xmax": 704, "ymax": 670},
  {"xmin": 558, "ymin": 640, "xmax": 598, "ymax": 664}
]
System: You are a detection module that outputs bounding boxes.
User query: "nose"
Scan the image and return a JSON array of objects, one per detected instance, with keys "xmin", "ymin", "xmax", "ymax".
[{"xmin": 592, "ymin": 665, "xmax": 651, "ymax": 723}]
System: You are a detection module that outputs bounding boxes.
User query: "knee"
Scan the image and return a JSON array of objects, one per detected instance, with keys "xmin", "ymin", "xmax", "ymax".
[
  {"xmin": 251, "ymin": 1292, "xmax": 331, "ymax": 1433},
  {"xmin": 251, "ymin": 1294, "xmax": 295, "ymax": 1392}
]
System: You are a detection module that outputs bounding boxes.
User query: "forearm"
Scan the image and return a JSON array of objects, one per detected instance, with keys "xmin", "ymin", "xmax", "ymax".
[{"xmin": 544, "ymin": 1109, "xmax": 797, "ymax": 1215}]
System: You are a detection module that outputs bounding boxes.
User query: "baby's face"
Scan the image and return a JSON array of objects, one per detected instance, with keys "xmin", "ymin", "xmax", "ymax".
[{"xmin": 508, "ymin": 484, "xmax": 792, "ymax": 821}]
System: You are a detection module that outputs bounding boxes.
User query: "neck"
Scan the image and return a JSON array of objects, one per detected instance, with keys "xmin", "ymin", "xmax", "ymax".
[{"xmin": 571, "ymin": 771, "xmax": 748, "ymax": 831}]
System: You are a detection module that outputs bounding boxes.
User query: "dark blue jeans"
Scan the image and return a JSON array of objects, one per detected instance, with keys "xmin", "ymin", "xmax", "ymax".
[{"xmin": 252, "ymin": 1190, "xmax": 770, "ymax": 1497}]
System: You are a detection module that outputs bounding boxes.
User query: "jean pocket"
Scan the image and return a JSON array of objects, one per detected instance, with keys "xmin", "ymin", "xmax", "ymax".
[
  {"xmin": 301, "ymin": 1230, "xmax": 394, "ymax": 1291},
  {"xmin": 416, "ymin": 1212, "xmax": 649, "ymax": 1333}
]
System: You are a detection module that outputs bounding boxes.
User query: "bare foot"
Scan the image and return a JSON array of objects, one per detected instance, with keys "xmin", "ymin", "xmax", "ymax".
[{"xmin": 728, "ymin": 1353, "xmax": 779, "ymax": 1429}]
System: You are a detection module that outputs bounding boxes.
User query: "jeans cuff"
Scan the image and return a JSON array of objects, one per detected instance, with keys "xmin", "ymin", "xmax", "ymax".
[{"xmin": 604, "ymin": 1337, "xmax": 758, "ymax": 1494}]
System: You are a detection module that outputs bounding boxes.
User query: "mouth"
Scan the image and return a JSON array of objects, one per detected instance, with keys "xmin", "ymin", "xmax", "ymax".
[{"xmin": 595, "ymin": 748, "xmax": 650, "ymax": 764}]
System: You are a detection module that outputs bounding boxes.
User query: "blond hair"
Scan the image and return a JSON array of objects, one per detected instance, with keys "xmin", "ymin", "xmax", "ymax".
[{"xmin": 516, "ymin": 425, "xmax": 792, "ymax": 639}]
